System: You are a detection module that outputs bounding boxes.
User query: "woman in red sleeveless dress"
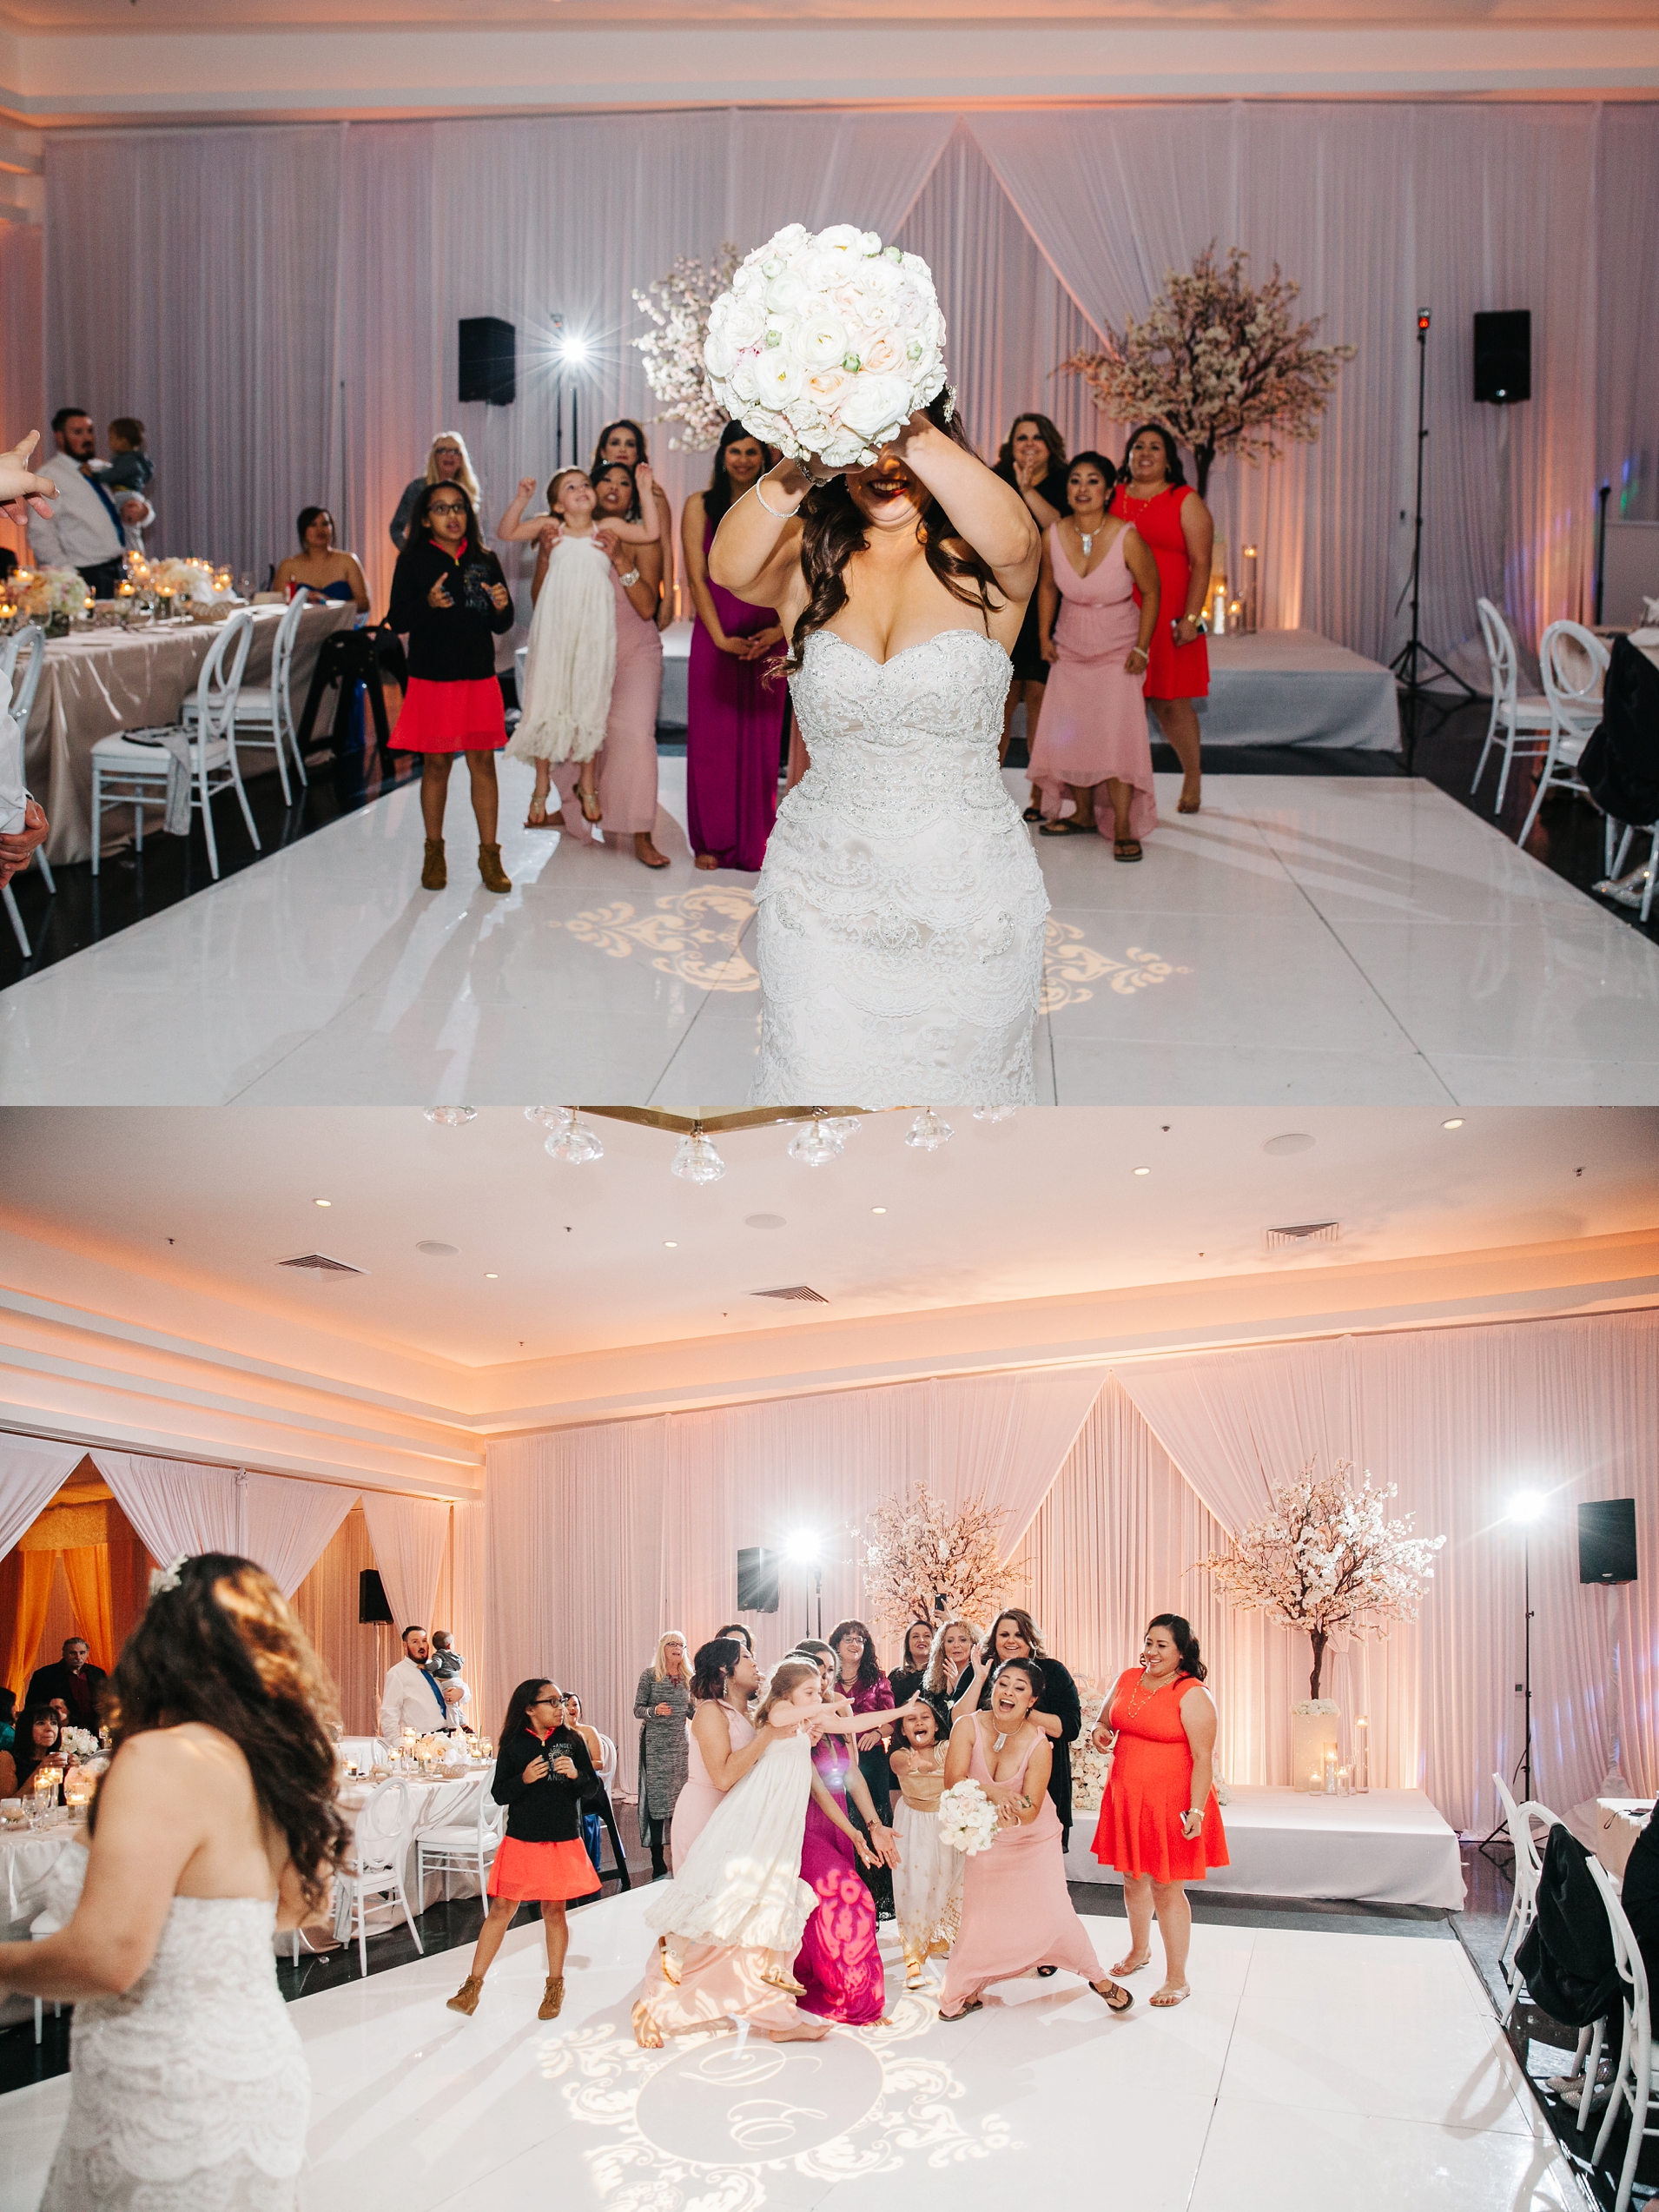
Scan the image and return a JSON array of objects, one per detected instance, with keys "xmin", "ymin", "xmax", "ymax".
[
  {"xmin": 1089, "ymin": 1613, "xmax": 1226, "ymax": 2009},
  {"xmin": 1108, "ymin": 425, "xmax": 1214, "ymax": 818}
]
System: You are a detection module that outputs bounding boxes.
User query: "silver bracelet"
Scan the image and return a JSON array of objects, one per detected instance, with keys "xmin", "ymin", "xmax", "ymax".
[{"xmin": 754, "ymin": 476, "xmax": 803, "ymax": 520}]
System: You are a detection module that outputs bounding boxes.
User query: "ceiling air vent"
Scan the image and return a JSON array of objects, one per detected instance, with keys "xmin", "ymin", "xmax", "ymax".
[
  {"xmin": 1264, "ymin": 1222, "xmax": 1340, "ymax": 1252},
  {"xmin": 276, "ymin": 1252, "xmax": 366, "ymax": 1275},
  {"xmin": 751, "ymin": 1284, "xmax": 830, "ymax": 1303}
]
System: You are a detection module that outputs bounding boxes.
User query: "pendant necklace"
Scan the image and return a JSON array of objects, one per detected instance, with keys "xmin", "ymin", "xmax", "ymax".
[{"xmin": 1078, "ymin": 527, "xmax": 1096, "ymax": 558}]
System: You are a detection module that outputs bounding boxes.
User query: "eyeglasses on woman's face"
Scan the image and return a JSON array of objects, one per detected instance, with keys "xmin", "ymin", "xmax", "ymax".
[
  {"xmin": 529, "ymin": 1692, "xmax": 563, "ymax": 1711},
  {"xmin": 428, "ymin": 499, "xmax": 466, "ymax": 517}
]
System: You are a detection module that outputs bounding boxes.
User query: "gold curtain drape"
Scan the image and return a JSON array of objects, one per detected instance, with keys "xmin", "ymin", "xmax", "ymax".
[
  {"xmin": 60, "ymin": 1546, "xmax": 116, "ymax": 1673},
  {"xmin": 3, "ymin": 1551, "xmax": 57, "ymax": 1706}
]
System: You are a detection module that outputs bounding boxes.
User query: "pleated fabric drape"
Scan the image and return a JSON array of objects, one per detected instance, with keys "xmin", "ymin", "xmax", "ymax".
[
  {"xmin": 2, "ymin": 1550, "xmax": 56, "ymax": 1706},
  {"xmin": 90, "ymin": 1454, "xmax": 244, "ymax": 1568},
  {"xmin": 0, "ymin": 1439, "xmax": 85, "ymax": 1560},
  {"xmin": 36, "ymin": 103, "xmax": 1657, "ymax": 671},
  {"xmin": 486, "ymin": 1365, "xmax": 1106, "ymax": 1796},
  {"xmin": 59, "ymin": 1546, "xmax": 116, "ymax": 1675},
  {"xmin": 241, "ymin": 1472, "xmax": 358, "ymax": 1600},
  {"xmin": 360, "ymin": 1491, "xmax": 451, "ymax": 1638}
]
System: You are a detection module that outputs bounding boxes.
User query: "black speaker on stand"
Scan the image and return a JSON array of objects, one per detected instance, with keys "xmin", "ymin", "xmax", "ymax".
[
  {"xmin": 459, "ymin": 316, "xmax": 516, "ymax": 407},
  {"xmin": 1581, "ymin": 1500, "xmax": 1638, "ymax": 1793},
  {"xmin": 737, "ymin": 1546, "xmax": 780, "ymax": 1613},
  {"xmin": 1390, "ymin": 310, "xmax": 1477, "ymax": 719},
  {"xmin": 1473, "ymin": 310, "xmax": 1531, "ymax": 405},
  {"xmin": 360, "ymin": 1569, "xmax": 393, "ymax": 1723}
]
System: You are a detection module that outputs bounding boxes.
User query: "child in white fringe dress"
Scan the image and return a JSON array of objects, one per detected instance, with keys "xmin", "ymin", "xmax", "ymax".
[
  {"xmin": 889, "ymin": 1703, "xmax": 963, "ymax": 1988},
  {"xmin": 498, "ymin": 465, "xmax": 660, "ymax": 829}
]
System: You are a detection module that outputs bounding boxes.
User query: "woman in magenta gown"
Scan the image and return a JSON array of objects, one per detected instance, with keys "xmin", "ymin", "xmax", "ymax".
[
  {"xmin": 681, "ymin": 423, "xmax": 787, "ymax": 871},
  {"xmin": 794, "ymin": 1731, "xmax": 893, "ymax": 2023}
]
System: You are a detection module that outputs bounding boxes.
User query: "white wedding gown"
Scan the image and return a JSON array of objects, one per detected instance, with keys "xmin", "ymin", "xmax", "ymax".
[
  {"xmin": 40, "ymin": 1894, "xmax": 309, "ymax": 2211},
  {"xmin": 643, "ymin": 1731, "xmax": 817, "ymax": 1955},
  {"xmin": 750, "ymin": 626, "xmax": 1049, "ymax": 1107}
]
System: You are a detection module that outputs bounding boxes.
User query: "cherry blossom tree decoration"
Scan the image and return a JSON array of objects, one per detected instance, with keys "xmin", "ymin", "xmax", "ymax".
[
  {"xmin": 1060, "ymin": 244, "xmax": 1357, "ymax": 499},
  {"xmin": 856, "ymin": 1485, "xmax": 1022, "ymax": 1641},
  {"xmin": 631, "ymin": 244, "xmax": 742, "ymax": 453},
  {"xmin": 1200, "ymin": 1460, "xmax": 1444, "ymax": 1699}
]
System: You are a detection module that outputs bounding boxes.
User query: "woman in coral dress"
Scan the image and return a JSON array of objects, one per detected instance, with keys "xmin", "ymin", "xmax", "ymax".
[
  {"xmin": 1108, "ymin": 424, "xmax": 1214, "ymax": 817},
  {"xmin": 1029, "ymin": 453, "xmax": 1162, "ymax": 862},
  {"xmin": 1089, "ymin": 1613, "xmax": 1227, "ymax": 2009},
  {"xmin": 937, "ymin": 1658, "xmax": 1133, "ymax": 2022}
]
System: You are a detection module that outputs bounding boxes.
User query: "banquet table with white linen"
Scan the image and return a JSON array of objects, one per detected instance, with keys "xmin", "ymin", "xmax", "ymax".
[
  {"xmin": 23, "ymin": 601, "xmax": 358, "ymax": 864},
  {"xmin": 1587, "ymin": 1795, "xmax": 1653, "ymax": 1880},
  {"xmin": 1065, "ymin": 1785, "xmax": 1465, "ymax": 1908},
  {"xmin": 1186, "ymin": 628, "xmax": 1403, "ymax": 751},
  {"xmin": 0, "ymin": 1818, "xmax": 79, "ymax": 2026},
  {"xmin": 334, "ymin": 1767, "xmax": 494, "ymax": 1925}
]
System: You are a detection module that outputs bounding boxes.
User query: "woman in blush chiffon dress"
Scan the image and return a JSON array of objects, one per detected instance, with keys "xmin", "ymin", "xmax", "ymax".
[
  {"xmin": 1089, "ymin": 1613, "xmax": 1227, "ymax": 2009},
  {"xmin": 1028, "ymin": 453, "xmax": 1162, "ymax": 862},
  {"xmin": 937, "ymin": 1657, "xmax": 1132, "ymax": 2022},
  {"xmin": 682, "ymin": 424, "xmax": 787, "ymax": 871}
]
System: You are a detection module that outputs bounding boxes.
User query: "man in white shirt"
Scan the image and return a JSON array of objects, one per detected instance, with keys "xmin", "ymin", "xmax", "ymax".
[
  {"xmin": 378, "ymin": 1624, "xmax": 470, "ymax": 1743},
  {"xmin": 30, "ymin": 407, "xmax": 154, "ymax": 599},
  {"xmin": 0, "ymin": 429, "xmax": 57, "ymax": 879}
]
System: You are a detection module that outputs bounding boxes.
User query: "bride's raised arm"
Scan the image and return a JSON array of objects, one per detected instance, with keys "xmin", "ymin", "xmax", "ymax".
[
  {"xmin": 887, "ymin": 410, "xmax": 1040, "ymax": 605},
  {"xmin": 707, "ymin": 458, "xmax": 810, "ymax": 613}
]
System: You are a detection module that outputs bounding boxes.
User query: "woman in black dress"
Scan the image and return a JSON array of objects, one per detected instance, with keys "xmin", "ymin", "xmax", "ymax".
[
  {"xmin": 950, "ymin": 1607, "xmax": 1083, "ymax": 1853},
  {"xmin": 387, "ymin": 479, "xmax": 516, "ymax": 897},
  {"xmin": 994, "ymin": 414, "xmax": 1072, "ymax": 814},
  {"xmin": 886, "ymin": 1619, "xmax": 935, "ymax": 1712}
]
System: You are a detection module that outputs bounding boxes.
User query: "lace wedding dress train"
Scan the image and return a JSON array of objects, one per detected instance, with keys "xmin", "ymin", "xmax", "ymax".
[
  {"xmin": 750, "ymin": 628, "xmax": 1049, "ymax": 1107},
  {"xmin": 40, "ymin": 1895, "xmax": 310, "ymax": 2211}
]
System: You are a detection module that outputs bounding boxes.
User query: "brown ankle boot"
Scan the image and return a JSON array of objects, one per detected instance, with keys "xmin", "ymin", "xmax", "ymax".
[
  {"xmin": 538, "ymin": 1974, "xmax": 565, "ymax": 2021},
  {"xmin": 478, "ymin": 842, "xmax": 512, "ymax": 893},
  {"xmin": 446, "ymin": 1974, "xmax": 482, "ymax": 2016},
  {"xmin": 421, "ymin": 838, "xmax": 446, "ymax": 891}
]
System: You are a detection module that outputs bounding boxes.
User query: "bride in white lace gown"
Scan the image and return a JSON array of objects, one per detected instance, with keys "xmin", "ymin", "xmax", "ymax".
[
  {"xmin": 0, "ymin": 1554, "xmax": 347, "ymax": 2210},
  {"xmin": 709, "ymin": 394, "xmax": 1048, "ymax": 1107}
]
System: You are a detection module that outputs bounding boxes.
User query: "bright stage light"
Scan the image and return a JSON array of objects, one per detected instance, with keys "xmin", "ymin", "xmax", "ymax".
[
  {"xmin": 785, "ymin": 1528, "xmax": 819, "ymax": 1563},
  {"xmin": 1510, "ymin": 1491, "xmax": 1547, "ymax": 1523},
  {"xmin": 559, "ymin": 335, "xmax": 588, "ymax": 364}
]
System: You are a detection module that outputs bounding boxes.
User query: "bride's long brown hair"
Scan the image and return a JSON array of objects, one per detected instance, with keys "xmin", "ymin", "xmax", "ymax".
[{"xmin": 784, "ymin": 391, "xmax": 1005, "ymax": 674}]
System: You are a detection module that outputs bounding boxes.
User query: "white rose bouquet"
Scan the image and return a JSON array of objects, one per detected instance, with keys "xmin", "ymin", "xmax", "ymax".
[
  {"xmin": 58, "ymin": 1727, "xmax": 100, "ymax": 1763},
  {"xmin": 703, "ymin": 222, "xmax": 948, "ymax": 472},
  {"xmin": 936, "ymin": 1778, "xmax": 1000, "ymax": 1856}
]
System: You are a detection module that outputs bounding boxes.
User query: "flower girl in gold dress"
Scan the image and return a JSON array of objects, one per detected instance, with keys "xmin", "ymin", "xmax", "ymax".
[{"xmin": 889, "ymin": 1704, "xmax": 962, "ymax": 1990}]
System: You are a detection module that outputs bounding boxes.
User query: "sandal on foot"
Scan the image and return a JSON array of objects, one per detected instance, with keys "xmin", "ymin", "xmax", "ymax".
[
  {"xmin": 938, "ymin": 1997, "xmax": 983, "ymax": 2023},
  {"xmin": 631, "ymin": 1999, "xmax": 664, "ymax": 2049},
  {"xmin": 1111, "ymin": 1951, "xmax": 1153, "ymax": 1977},
  {"xmin": 761, "ymin": 1967, "xmax": 807, "ymax": 1997},
  {"xmin": 525, "ymin": 801, "xmax": 555, "ymax": 830},
  {"xmin": 1093, "ymin": 1977, "xmax": 1134, "ymax": 2014},
  {"xmin": 1150, "ymin": 1982, "xmax": 1190, "ymax": 2008},
  {"xmin": 578, "ymin": 788, "xmax": 603, "ymax": 824},
  {"xmin": 1039, "ymin": 816, "xmax": 1093, "ymax": 837},
  {"xmin": 1035, "ymin": 1965, "xmax": 1058, "ymax": 1978},
  {"xmin": 1021, "ymin": 804, "xmax": 1044, "ymax": 824},
  {"xmin": 1114, "ymin": 838, "xmax": 1143, "ymax": 862}
]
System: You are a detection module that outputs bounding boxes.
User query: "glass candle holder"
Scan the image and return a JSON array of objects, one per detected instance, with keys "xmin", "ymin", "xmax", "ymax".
[{"xmin": 1352, "ymin": 1716, "xmax": 1371, "ymax": 1794}]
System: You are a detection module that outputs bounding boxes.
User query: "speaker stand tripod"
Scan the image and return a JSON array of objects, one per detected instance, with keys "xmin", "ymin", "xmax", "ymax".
[{"xmin": 1391, "ymin": 310, "xmax": 1477, "ymax": 701}]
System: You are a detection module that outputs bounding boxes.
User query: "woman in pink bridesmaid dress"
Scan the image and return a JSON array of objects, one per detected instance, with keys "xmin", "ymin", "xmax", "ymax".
[
  {"xmin": 1027, "ymin": 453, "xmax": 1161, "ymax": 863},
  {"xmin": 936, "ymin": 1657, "xmax": 1133, "ymax": 2021}
]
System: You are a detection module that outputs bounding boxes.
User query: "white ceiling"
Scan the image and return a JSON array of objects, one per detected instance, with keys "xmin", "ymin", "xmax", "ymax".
[
  {"xmin": 10, "ymin": 0, "xmax": 1656, "ymax": 22},
  {"xmin": 2, "ymin": 1106, "xmax": 1653, "ymax": 1370}
]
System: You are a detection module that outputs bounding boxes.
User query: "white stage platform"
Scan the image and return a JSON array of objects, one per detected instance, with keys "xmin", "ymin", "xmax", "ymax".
[
  {"xmin": 1066, "ymin": 1786, "xmax": 1466, "ymax": 1910},
  {"xmin": 0, "ymin": 1884, "xmax": 1560, "ymax": 2212},
  {"xmin": 658, "ymin": 622, "xmax": 1400, "ymax": 752}
]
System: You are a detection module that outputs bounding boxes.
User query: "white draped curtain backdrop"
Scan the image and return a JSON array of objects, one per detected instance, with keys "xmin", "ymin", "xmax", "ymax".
[
  {"xmin": 23, "ymin": 103, "xmax": 1657, "ymax": 674},
  {"xmin": 486, "ymin": 1365, "xmax": 1106, "ymax": 1792},
  {"xmin": 487, "ymin": 1308, "xmax": 1655, "ymax": 1828},
  {"xmin": 359, "ymin": 1491, "xmax": 452, "ymax": 1640}
]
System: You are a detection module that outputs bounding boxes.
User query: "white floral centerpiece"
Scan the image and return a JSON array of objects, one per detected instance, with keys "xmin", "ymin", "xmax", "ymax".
[
  {"xmin": 704, "ymin": 222, "xmax": 948, "ymax": 470},
  {"xmin": 17, "ymin": 566, "xmax": 90, "ymax": 630},
  {"xmin": 936, "ymin": 1778, "xmax": 999, "ymax": 1856},
  {"xmin": 58, "ymin": 1726, "xmax": 100, "ymax": 1764},
  {"xmin": 149, "ymin": 557, "xmax": 219, "ymax": 605}
]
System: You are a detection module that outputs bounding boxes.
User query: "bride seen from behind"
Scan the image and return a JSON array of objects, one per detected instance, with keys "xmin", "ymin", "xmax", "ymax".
[
  {"xmin": 0, "ymin": 1553, "xmax": 349, "ymax": 2212},
  {"xmin": 710, "ymin": 392, "xmax": 1050, "ymax": 1109}
]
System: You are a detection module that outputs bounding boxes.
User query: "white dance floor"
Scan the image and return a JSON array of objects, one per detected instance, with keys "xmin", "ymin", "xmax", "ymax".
[
  {"xmin": 3, "ymin": 757, "xmax": 1656, "ymax": 1104},
  {"xmin": 0, "ymin": 1886, "xmax": 1577, "ymax": 2212}
]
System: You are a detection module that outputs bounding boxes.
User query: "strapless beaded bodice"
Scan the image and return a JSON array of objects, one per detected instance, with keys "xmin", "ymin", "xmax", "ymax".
[{"xmin": 750, "ymin": 627, "xmax": 1048, "ymax": 1108}]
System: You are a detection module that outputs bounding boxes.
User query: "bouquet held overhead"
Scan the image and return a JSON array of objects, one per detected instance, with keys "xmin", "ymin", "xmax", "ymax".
[{"xmin": 703, "ymin": 222, "xmax": 948, "ymax": 469}]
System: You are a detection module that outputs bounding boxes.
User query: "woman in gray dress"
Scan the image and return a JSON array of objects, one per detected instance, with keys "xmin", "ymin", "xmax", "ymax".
[{"xmin": 634, "ymin": 1630, "xmax": 691, "ymax": 1879}]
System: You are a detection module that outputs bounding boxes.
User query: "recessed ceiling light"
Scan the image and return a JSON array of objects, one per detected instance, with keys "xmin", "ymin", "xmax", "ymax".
[
  {"xmin": 485, "ymin": 1273, "xmax": 499, "ymax": 1279},
  {"xmin": 314, "ymin": 1198, "xmax": 332, "ymax": 1208},
  {"xmin": 1443, "ymin": 1117, "xmax": 1464, "ymax": 1129},
  {"xmin": 664, "ymin": 1241, "xmax": 678, "ymax": 1248},
  {"xmin": 1133, "ymin": 1166, "xmax": 1150, "ymax": 1176},
  {"xmin": 871, "ymin": 1206, "xmax": 887, "ymax": 1215}
]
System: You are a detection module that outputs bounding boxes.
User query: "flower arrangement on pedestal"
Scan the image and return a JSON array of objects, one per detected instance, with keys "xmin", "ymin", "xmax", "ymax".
[
  {"xmin": 1200, "ymin": 1460, "xmax": 1444, "ymax": 1699},
  {"xmin": 1060, "ymin": 244, "xmax": 1356, "ymax": 499},
  {"xmin": 631, "ymin": 244, "xmax": 742, "ymax": 453},
  {"xmin": 1070, "ymin": 1676, "xmax": 1114, "ymax": 1813},
  {"xmin": 856, "ymin": 1483, "xmax": 1021, "ymax": 1641}
]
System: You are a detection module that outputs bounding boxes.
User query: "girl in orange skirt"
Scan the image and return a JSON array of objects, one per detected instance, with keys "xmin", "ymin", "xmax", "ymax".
[
  {"xmin": 1089, "ymin": 1613, "xmax": 1227, "ymax": 2009},
  {"xmin": 447, "ymin": 1679, "xmax": 599, "ymax": 2022}
]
